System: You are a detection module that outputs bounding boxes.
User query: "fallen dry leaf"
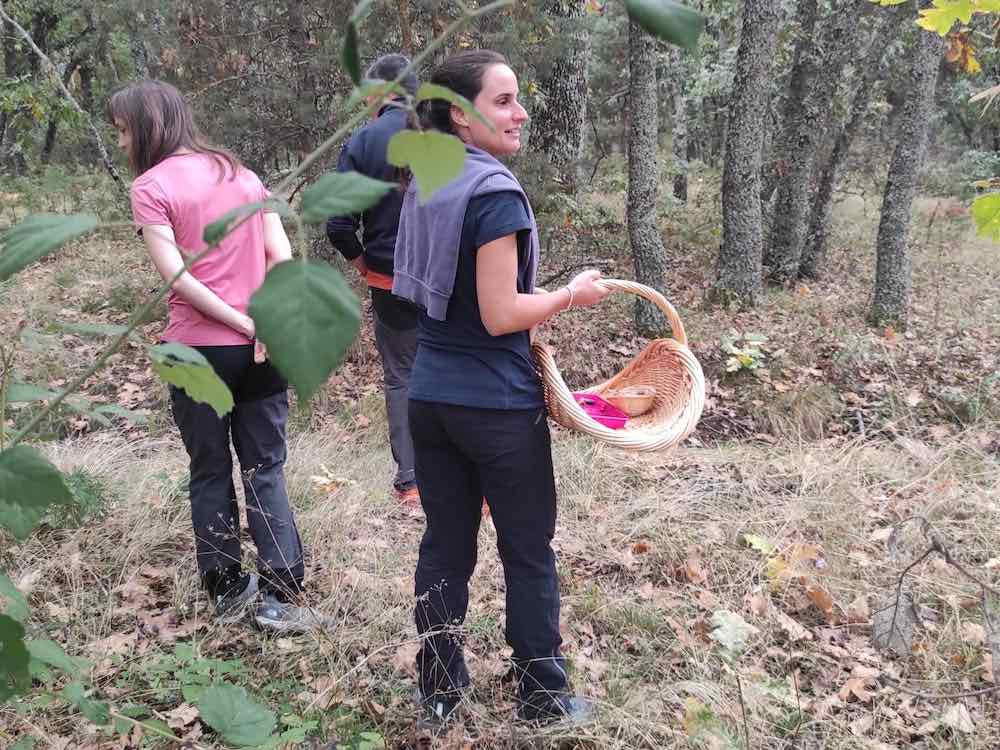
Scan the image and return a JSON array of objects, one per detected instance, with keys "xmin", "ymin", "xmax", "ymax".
[
  {"xmin": 775, "ymin": 610, "xmax": 812, "ymax": 642},
  {"xmin": 164, "ymin": 703, "xmax": 200, "ymax": 729},
  {"xmin": 847, "ymin": 595, "xmax": 870, "ymax": 623},
  {"xmin": 138, "ymin": 611, "xmax": 204, "ymax": 644},
  {"xmin": 962, "ymin": 621, "xmax": 986, "ymax": 646},
  {"xmin": 680, "ymin": 556, "xmax": 708, "ymax": 586},
  {"xmin": 393, "ymin": 642, "xmax": 420, "ymax": 678},
  {"xmin": 838, "ymin": 677, "xmax": 873, "ymax": 703},
  {"xmin": 806, "ymin": 584, "xmax": 836, "ymax": 619},
  {"xmin": 747, "ymin": 593, "xmax": 770, "ymax": 616},
  {"xmin": 940, "ymin": 703, "xmax": 974, "ymax": 734}
]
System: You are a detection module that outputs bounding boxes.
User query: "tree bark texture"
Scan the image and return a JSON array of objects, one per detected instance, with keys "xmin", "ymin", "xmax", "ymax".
[
  {"xmin": 531, "ymin": 0, "xmax": 590, "ymax": 192},
  {"xmin": 870, "ymin": 25, "xmax": 944, "ymax": 327},
  {"xmin": 627, "ymin": 21, "xmax": 669, "ymax": 336},
  {"xmin": 760, "ymin": 0, "xmax": 818, "ymax": 208},
  {"xmin": 768, "ymin": 3, "xmax": 849, "ymax": 282},
  {"xmin": 716, "ymin": 0, "xmax": 780, "ymax": 307},
  {"xmin": 669, "ymin": 47, "xmax": 689, "ymax": 203},
  {"xmin": 801, "ymin": 13, "xmax": 894, "ymax": 279}
]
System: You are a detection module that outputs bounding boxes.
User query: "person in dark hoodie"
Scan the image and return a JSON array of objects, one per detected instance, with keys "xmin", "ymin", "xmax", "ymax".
[
  {"xmin": 392, "ymin": 50, "xmax": 611, "ymax": 725},
  {"xmin": 326, "ymin": 54, "xmax": 421, "ymax": 507}
]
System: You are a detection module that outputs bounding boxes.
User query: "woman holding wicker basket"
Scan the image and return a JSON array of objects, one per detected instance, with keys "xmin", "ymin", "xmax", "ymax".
[{"xmin": 391, "ymin": 50, "xmax": 609, "ymax": 725}]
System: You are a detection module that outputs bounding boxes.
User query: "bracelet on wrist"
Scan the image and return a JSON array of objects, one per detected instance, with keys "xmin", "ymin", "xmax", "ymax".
[{"xmin": 564, "ymin": 285, "xmax": 575, "ymax": 310}]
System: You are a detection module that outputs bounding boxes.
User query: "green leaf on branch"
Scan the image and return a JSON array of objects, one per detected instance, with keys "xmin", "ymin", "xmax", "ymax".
[
  {"xmin": 0, "ymin": 614, "xmax": 31, "ymax": 701},
  {"xmin": 0, "ymin": 213, "xmax": 99, "ymax": 283},
  {"xmin": 27, "ymin": 639, "xmax": 88, "ymax": 678},
  {"xmin": 148, "ymin": 343, "xmax": 234, "ymax": 417},
  {"xmin": 203, "ymin": 200, "xmax": 291, "ymax": 246},
  {"xmin": 5, "ymin": 383, "xmax": 59, "ymax": 403},
  {"xmin": 249, "ymin": 260, "xmax": 360, "ymax": 404},
  {"xmin": 916, "ymin": 0, "xmax": 973, "ymax": 35},
  {"xmin": 387, "ymin": 130, "xmax": 466, "ymax": 203},
  {"xmin": 349, "ymin": 0, "xmax": 375, "ymax": 22},
  {"xmin": 416, "ymin": 83, "xmax": 495, "ymax": 131},
  {"xmin": 0, "ymin": 445, "xmax": 73, "ymax": 540},
  {"xmin": 198, "ymin": 683, "xmax": 276, "ymax": 747},
  {"xmin": 0, "ymin": 574, "xmax": 29, "ymax": 623},
  {"xmin": 61, "ymin": 681, "xmax": 110, "ymax": 725},
  {"xmin": 300, "ymin": 172, "xmax": 396, "ymax": 223},
  {"xmin": 971, "ymin": 192, "xmax": 1000, "ymax": 240},
  {"xmin": 342, "ymin": 21, "xmax": 361, "ymax": 85},
  {"xmin": 54, "ymin": 321, "xmax": 130, "ymax": 338},
  {"xmin": 624, "ymin": 0, "xmax": 705, "ymax": 51}
]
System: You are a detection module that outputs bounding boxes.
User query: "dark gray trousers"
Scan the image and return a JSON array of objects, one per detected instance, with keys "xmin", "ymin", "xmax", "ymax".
[
  {"xmin": 169, "ymin": 345, "xmax": 304, "ymax": 595},
  {"xmin": 371, "ymin": 288, "xmax": 418, "ymax": 490}
]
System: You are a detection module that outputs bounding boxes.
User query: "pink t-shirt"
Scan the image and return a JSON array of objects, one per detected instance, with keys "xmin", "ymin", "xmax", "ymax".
[{"xmin": 130, "ymin": 152, "xmax": 270, "ymax": 346}]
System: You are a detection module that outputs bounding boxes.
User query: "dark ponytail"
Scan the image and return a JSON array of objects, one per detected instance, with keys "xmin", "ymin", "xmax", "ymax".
[{"xmin": 418, "ymin": 50, "xmax": 508, "ymax": 134}]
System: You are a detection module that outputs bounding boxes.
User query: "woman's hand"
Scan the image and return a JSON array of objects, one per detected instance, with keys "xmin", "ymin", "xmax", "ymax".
[
  {"xmin": 235, "ymin": 312, "xmax": 255, "ymax": 340},
  {"xmin": 566, "ymin": 269, "xmax": 611, "ymax": 308}
]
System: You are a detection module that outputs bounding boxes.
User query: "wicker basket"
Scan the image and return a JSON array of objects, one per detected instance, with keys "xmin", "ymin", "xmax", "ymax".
[{"xmin": 532, "ymin": 279, "xmax": 705, "ymax": 451}]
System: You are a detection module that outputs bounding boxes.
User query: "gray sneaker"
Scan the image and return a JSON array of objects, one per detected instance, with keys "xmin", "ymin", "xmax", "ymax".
[
  {"xmin": 254, "ymin": 592, "xmax": 333, "ymax": 634},
  {"xmin": 213, "ymin": 573, "xmax": 260, "ymax": 624}
]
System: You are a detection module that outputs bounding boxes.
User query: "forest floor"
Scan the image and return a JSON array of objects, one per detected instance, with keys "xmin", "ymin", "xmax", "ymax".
[{"xmin": 1, "ymin": 168, "xmax": 999, "ymax": 749}]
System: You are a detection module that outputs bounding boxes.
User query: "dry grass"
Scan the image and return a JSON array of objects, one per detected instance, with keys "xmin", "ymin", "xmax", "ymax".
[{"xmin": 2, "ymin": 419, "xmax": 999, "ymax": 748}]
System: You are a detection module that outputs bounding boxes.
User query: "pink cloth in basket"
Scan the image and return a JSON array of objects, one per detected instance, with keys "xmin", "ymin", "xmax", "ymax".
[{"xmin": 572, "ymin": 392, "xmax": 628, "ymax": 430}]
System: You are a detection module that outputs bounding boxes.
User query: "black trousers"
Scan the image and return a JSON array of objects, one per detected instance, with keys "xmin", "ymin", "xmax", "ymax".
[
  {"xmin": 409, "ymin": 399, "xmax": 567, "ymax": 709},
  {"xmin": 169, "ymin": 344, "xmax": 304, "ymax": 596}
]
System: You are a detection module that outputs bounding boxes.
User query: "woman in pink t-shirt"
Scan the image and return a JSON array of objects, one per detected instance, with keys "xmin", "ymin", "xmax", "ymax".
[{"xmin": 108, "ymin": 80, "xmax": 326, "ymax": 633}]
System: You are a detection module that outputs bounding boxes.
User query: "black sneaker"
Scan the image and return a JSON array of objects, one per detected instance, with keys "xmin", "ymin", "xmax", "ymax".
[
  {"xmin": 212, "ymin": 573, "xmax": 260, "ymax": 624},
  {"xmin": 517, "ymin": 694, "xmax": 595, "ymax": 725},
  {"xmin": 414, "ymin": 689, "xmax": 462, "ymax": 730},
  {"xmin": 254, "ymin": 592, "xmax": 333, "ymax": 634}
]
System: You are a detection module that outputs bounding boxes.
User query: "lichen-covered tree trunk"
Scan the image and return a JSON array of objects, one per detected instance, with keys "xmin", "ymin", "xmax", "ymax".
[
  {"xmin": 531, "ymin": 0, "xmax": 590, "ymax": 192},
  {"xmin": 760, "ymin": 0, "xmax": 818, "ymax": 208},
  {"xmin": 627, "ymin": 21, "xmax": 668, "ymax": 336},
  {"xmin": 870, "ymin": 24, "xmax": 944, "ymax": 328},
  {"xmin": 801, "ymin": 12, "xmax": 894, "ymax": 278},
  {"xmin": 768, "ymin": 4, "xmax": 849, "ymax": 282},
  {"xmin": 669, "ymin": 47, "xmax": 689, "ymax": 203},
  {"xmin": 715, "ymin": 0, "xmax": 779, "ymax": 306}
]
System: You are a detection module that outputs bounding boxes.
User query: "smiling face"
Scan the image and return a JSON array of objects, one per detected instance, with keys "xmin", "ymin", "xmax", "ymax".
[{"xmin": 452, "ymin": 64, "xmax": 528, "ymax": 157}]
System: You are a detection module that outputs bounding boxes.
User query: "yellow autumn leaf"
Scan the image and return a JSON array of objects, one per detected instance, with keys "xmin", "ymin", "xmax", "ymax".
[{"xmin": 917, "ymin": 0, "xmax": 974, "ymax": 36}]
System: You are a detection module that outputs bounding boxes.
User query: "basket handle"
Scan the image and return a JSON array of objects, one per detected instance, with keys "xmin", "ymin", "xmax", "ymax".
[{"xmin": 595, "ymin": 279, "xmax": 687, "ymax": 346}]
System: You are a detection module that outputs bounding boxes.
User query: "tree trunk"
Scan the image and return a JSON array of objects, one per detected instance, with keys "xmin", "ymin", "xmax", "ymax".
[
  {"xmin": 669, "ymin": 47, "xmax": 689, "ymax": 203},
  {"xmin": 287, "ymin": 0, "xmax": 316, "ymax": 154},
  {"xmin": 760, "ymin": 0, "xmax": 818, "ymax": 207},
  {"xmin": 397, "ymin": 0, "xmax": 413, "ymax": 56},
  {"xmin": 41, "ymin": 58, "xmax": 82, "ymax": 164},
  {"xmin": 870, "ymin": 24, "xmax": 944, "ymax": 328},
  {"xmin": 715, "ymin": 0, "xmax": 780, "ymax": 306},
  {"xmin": 627, "ymin": 21, "xmax": 668, "ymax": 336},
  {"xmin": 768, "ymin": 4, "xmax": 850, "ymax": 282},
  {"xmin": 801, "ymin": 14, "xmax": 894, "ymax": 279},
  {"xmin": 531, "ymin": 0, "xmax": 590, "ymax": 192}
]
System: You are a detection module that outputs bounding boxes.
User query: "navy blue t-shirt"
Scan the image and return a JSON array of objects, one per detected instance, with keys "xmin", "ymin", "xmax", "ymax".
[{"xmin": 408, "ymin": 191, "xmax": 543, "ymax": 410}]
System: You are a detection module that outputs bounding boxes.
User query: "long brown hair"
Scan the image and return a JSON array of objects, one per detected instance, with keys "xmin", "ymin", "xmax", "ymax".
[{"xmin": 107, "ymin": 80, "xmax": 239, "ymax": 178}]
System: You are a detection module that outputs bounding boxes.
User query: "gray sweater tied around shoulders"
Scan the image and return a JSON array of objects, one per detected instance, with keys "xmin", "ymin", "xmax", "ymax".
[{"xmin": 391, "ymin": 144, "xmax": 539, "ymax": 321}]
